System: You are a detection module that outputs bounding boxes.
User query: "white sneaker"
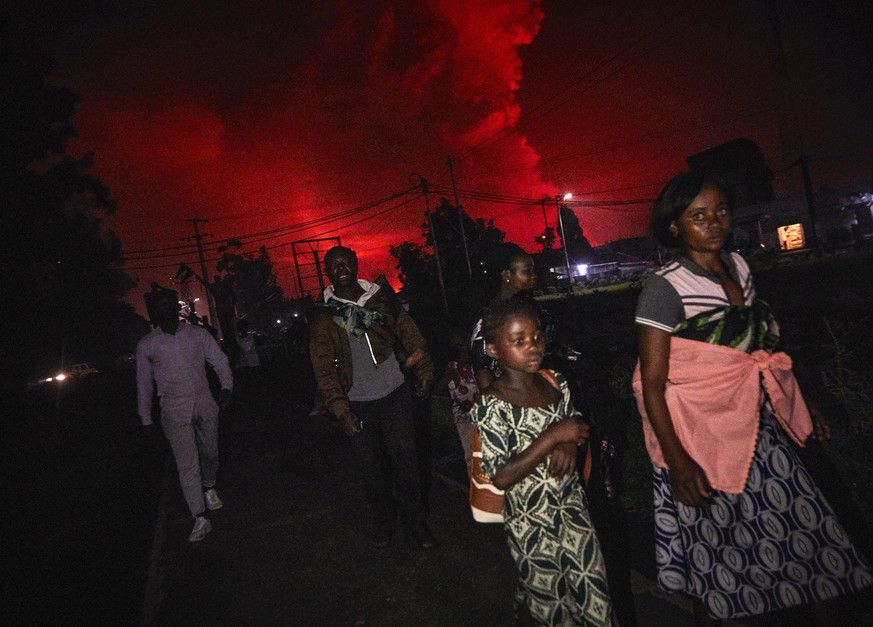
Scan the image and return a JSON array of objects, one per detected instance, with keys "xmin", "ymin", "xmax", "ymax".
[
  {"xmin": 204, "ymin": 488, "xmax": 224, "ymax": 511},
  {"xmin": 188, "ymin": 516, "xmax": 211, "ymax": 542}
]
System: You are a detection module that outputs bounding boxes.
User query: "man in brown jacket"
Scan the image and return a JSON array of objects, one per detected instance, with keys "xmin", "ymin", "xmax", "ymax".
[{"xmin": 309, "ymin": 246, "xmax": 436, "ymax": 548}]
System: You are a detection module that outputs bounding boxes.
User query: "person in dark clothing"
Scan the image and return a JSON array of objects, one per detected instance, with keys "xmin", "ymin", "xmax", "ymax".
[{"xmin": 309, "ymin": 246, "xmax": 436, "ymax": 549}]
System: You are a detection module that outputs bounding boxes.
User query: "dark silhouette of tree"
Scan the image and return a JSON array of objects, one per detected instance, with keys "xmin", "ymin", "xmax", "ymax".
[
  {"xmin": 1, "ymin": 45, "xmax": 146, "ymax": 386},
  {"xmin": 390, "ymin": 198, "xmax": 506, "ymax": 331},
  {"xmin": 559, "ymin": 204, "xmax": 593, "ymax": 262},
  {"xmin": 214, "ymin": 242, "xmax": 287, "ymax": 336},
  {"xmin": 535, "ymin": 226, "xmax": 557, "ymax": 252}
]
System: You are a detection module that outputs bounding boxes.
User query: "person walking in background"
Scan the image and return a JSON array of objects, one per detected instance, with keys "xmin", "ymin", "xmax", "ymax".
[
  {"xmin": 470, "ymin": 242, "xmax": 537, "ymax": 391},
  {"xmin": 472, "ymin": 297, "xmax": 615, "ymax": 626},
  {"xmin": 136, "ymin": 288, "xmax": 233, "ymax": 543},
  {"xmin": 436, "ymin": 330, "xmax": 478, "ymax": 468},
  {"xmin": 235, "ymin": 319, "xmax": 260, "ymax": 371},
  {"xmin": 309, "ymin": 246, "xmax": 436, "ymax": 549},
  {"xmin": 234, "ymin": 318, "xmax": 261, "ymax": 395},
  {"xmin": 633, "ymin": 171, "xmax": 872, "ymax": 625}
]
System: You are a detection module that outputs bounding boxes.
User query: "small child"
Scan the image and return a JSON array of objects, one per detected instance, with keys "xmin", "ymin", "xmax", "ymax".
[
  {"xmin": 472, "ymin": 297, "xmax": 615, "ymax": 626},
  {"xmin": 437, "ymin": 332, "xmax": 479, "ymax": 467}
]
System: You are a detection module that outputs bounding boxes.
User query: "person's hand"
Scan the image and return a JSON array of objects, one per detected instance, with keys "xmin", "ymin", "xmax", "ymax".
[
  {"xmin": 219, "ymin": 389, "xmax": 233, "ymax": 411},
  {"xmin": 808, "ymin": 405, "xmax": 832, "ymax": 442},
  {"xmin": 548, "ymin": 441, "xmax": 578, "ymax": 479},
  {"xmin": 547, "ymin": 418, "xmax": 589, "ymax": 447},
  {"xmin": 338, "ymin": 411, "xmax": 361, "ymax": 437},
  {"xmin": 669, "ymin": 454, "xmax": 712, "ymax": 508},
  {"xmin": 415, "ymin": 378, "xmax": 433, "ymax": 399}
]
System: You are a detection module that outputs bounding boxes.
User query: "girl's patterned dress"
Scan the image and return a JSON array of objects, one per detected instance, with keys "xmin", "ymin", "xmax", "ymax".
[{"xmin": 473, "ymin": 370, "xmax": 615, "ymax": 626}]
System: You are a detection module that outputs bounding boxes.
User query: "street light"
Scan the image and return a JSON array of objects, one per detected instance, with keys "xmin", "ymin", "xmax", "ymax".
[{"xmin": 556, "ymin": 193, "xmax": 572, "ymax": 284}]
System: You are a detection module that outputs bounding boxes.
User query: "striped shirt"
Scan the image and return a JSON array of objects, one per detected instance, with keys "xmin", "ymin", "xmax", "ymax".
[{"xmin": 635, "ymin": 252, "xmax": 755, "ymax": 333}]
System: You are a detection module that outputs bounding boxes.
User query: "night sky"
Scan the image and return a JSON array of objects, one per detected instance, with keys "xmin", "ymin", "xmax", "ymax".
[{"xmin": 18, "ymin": 0, "xmax": 873, "ymax": 306}]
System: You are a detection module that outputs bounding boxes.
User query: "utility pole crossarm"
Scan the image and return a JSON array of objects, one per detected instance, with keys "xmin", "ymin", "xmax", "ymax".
[{"xmin": 185, "ymin": 218, "xmax": 222, "ymax": 338}]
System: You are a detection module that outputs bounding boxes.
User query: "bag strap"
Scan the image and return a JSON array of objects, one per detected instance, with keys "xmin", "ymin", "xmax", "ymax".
[{"xmin": 537, "ymin": 369, "xmax": 593, "ymax": 488}]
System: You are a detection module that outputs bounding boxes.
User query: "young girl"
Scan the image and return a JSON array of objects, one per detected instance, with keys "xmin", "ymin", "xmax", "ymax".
[
  {"xmin": 472, "ymin": 297, "xmax": 615, "ymax": 626},
  {"xmin": 634, "ymin": 171, "xmax": 872, "ymax": 625}
]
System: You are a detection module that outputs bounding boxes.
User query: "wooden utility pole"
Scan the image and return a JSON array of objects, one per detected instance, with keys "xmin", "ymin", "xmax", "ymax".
[
  {"xmin": 446, "ymin": 156, "xmax": 472, "ymax": 279},
  {"xmin": 419, "ymin": 176, "xmax": 449, "ymax": 313},
  {"xmin": 761, "ymin": 1, "xmax": 821, "ymax": 255},
  {"xmin": 185, "ymin": 218, "xmax": 221, "ymax": 338}
]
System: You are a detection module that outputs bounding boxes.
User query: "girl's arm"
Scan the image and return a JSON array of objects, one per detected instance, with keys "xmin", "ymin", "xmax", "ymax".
[
  {"xmin": 491, "ymin": 419, "xmax": 588, "ymax": 490},
  {"xmin": 638, "ymin": 324, "xmax": 711, "ymax": 507}
]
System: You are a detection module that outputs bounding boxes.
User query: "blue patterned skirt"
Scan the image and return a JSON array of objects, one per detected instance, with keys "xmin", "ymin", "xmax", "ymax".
[{"xmin": 652, "ymin": 410, "xmax": 872, "ymax": 619}]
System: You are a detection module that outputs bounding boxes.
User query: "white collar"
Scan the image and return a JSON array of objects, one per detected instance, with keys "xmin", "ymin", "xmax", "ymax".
[{"xmin": 323, "ymin": 279, "xmax": 380, "ymax": 306}]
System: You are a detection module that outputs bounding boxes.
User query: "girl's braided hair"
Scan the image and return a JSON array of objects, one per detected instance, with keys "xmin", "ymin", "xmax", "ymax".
[{"xmin": 480, "ymin": 296, "xmax": 541, "ymax": 345}]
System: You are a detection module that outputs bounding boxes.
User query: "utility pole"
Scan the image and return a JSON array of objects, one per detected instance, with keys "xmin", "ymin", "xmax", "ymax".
[
  {"xmin": 555, "ymin": 196, "xmax": 572, "ymax": 285},
  {"xmin": 185, "ymin": 218, "xmax": 221, "ymax": 338},
  {"xmin": 418, "ymin": 176, "xmax": 449, "ymax": 313},
  {"xmin": 761, "ymin": 1, "xmax": 821, "ymax": 255},
  {"xmin": 446, "ymin": 156, "xmax": 472, "ymax": 279},
  {"xmin": 796, "ymin": 154, "xmax": 822, "ymax": 255}
]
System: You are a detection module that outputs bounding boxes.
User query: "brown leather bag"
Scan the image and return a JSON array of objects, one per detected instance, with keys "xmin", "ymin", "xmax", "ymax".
[{"xmin": 469, "ymin": 427, "xmax": 505, "ymax": 523}]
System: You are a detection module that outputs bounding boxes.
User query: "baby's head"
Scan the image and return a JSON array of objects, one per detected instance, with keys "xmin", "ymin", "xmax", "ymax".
[{"xmin": 481, "ymin": 297, "xmax": 544, "ymax": 372}]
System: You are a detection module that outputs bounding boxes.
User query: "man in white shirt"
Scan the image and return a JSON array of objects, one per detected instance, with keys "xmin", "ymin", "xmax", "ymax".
[{"xmin": 137, "ymin": 289, "xmax": 233, "ymax": 542}]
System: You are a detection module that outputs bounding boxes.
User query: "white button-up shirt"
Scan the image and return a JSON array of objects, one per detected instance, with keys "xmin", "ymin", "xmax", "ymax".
[{"xmin": 136, "ymin": 322, "xmax": 233, "ymax": 425}]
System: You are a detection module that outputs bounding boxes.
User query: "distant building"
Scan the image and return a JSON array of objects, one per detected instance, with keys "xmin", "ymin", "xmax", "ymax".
[
  {"xmin": 732, "ymin": 190, "xmax": 873, "ymax": 252},
  {"xmin": 685, "ymin": 138, "xmax": 872, "ymax": 252},
  {"xmin": 540, "ymin": 238, "xmax": 654, "ymax": 285},
  {"xmin": 686, "ymin": 138, "xmax": 774, "ymax": 207}
]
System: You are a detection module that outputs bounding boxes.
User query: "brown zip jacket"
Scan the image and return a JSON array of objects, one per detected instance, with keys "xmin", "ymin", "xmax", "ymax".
[{"xmin": 309, "ymin": 286, "xmax": 433, "ymax": 419}]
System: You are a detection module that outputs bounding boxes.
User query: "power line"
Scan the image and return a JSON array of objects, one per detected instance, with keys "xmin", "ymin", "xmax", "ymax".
[
  {"xmin": 123, "ymin": 189, "xmax": 423, "ymax": 271},
  {"xmin": 124, "ymin": 187, "xmax": 419, "ymax": 257}
]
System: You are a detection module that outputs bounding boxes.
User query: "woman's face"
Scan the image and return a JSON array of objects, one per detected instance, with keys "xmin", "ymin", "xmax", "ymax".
[
  {"xmin": 503, "ymin": 254, "xmax": 536, "ymax": 294},
  {"xmin": 670, "ymin": 185, "xmax": 731, "ymax": 255}
]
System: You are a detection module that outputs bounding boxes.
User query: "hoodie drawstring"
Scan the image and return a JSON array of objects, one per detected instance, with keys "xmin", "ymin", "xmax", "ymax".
[{"xmin": 364, "ymin": 332, "xmax": 378, "ymax": 365}]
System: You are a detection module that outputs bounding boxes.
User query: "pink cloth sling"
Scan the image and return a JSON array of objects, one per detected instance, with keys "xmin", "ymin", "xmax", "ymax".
[{"xmin": 632, "ymin": 336, "xmax": 813, "ymax": 493}]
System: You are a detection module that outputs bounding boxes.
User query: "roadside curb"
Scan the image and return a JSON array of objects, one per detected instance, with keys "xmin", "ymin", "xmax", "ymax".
[{"xmin": 139, "ymin": 453, "xmax": 173, "ymax": 627}]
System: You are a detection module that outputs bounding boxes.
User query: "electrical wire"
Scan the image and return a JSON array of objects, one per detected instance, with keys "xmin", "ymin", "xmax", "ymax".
[
  {"xmin": 124, "ymin": 186, "xmax": 419, "ymax": 257},
  {"xmin": 123, "ymin": 189, "xmax": 424, "ymax": 271}
]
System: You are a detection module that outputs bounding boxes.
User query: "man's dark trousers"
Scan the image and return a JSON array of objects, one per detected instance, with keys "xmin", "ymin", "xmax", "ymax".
[{"xmin": 349, "ymin": 383, "xmax": 426, "ymax": 535}]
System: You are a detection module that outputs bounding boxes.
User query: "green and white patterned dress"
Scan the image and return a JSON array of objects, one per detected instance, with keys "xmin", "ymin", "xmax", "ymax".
[{"xmin": 473, "ymin": 370, "xmax": 615, "ymax": 626}]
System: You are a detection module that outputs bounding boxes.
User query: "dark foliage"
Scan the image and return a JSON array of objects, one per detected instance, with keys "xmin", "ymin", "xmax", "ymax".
[
  {"xmin": 1, "ymin": 46, "xmax": 147, "ymax": 387},
  {"xmin": 214, "ymin": 242, "xmax": 288, "ymax": 337},
  {"xmin": 390, "ymin": 198, "xmax": 507, "ymax": 337}
]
